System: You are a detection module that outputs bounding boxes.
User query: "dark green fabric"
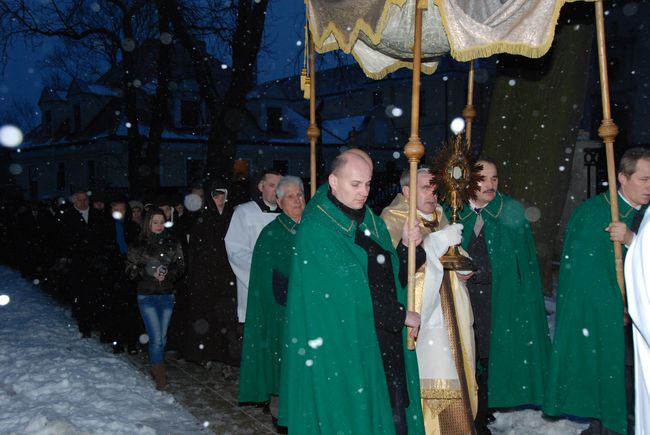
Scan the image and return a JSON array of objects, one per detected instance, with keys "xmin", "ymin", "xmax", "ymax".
[
  {"xmin": 239, "ymin": 213, "xmax": 297, "ymax": 404},
  {"xmin": 280, "ymin": 185, "xmax": 424, "ymax": 434},
  {"xmin": 544, "ymin": 192, "xmax": 637, "ymax": 435},
  {"xmin": 449, "ymin": 192, "xmax": 550, "ymax": 407}
]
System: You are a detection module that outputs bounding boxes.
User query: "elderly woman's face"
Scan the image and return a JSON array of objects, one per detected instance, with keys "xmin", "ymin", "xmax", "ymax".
[{"xmin": 278, "ymin": 184, "xmax": 305, "ymax": 222}]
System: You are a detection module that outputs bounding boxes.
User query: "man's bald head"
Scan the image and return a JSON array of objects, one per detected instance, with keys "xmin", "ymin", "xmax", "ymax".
[
  {"xmin": 330, "ymin": 149, "xmax": 373, "ymax": 176},
  {"xmin": 328, "ymin": 150, "xmax": 373, "ymax": 210}
]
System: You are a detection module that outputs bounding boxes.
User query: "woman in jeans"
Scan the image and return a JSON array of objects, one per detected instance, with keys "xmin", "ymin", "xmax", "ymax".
[{"xmin": 127, "ymin": 208, "xmax": 184, "ymax": 389}]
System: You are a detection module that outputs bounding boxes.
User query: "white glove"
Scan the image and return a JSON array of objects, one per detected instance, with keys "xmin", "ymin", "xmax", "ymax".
[
  {"xmin": 423, "ymin": 223, "xmax": 464, "ymax": 258},
  {"xmin": 440, "ymin": 223, "xmax": 463, "ymax": 247}
]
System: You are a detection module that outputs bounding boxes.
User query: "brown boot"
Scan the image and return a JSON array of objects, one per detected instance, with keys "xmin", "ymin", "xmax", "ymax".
[{"xmin": 150, "ymin": 363, "xmax": 168, "ymax": 390}]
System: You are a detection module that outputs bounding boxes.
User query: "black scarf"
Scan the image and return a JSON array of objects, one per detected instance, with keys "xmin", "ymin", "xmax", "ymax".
[
  {"xmin": 253, "ymin": 196, "xmax": 280, "ymax": 214},
  {"xmin": 326, "ymin": 188, "xmax": 366, "ymax": 223}
]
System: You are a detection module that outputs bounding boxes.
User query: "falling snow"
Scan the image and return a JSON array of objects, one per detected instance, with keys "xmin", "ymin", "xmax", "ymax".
[
  {"xmin": 450, "ymin": 117, "xmax": 465, "ymax": 135},
  {"xmin": 0, "ymin": 124, "xmax": 24, "ymax": 148},
  {"xmin": 184, "ymin": 194, "xmax": 203, "ymax": 212},
  {"xmin": 0, "ymin": 267, "xmax": 205, "ymax": 434}
]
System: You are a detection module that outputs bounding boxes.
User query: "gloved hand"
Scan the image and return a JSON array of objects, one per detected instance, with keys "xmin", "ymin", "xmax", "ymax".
[
  {"xmin": 423, "ymin": 223, "xmax": 464, "ymax": 258},
  {"xmin": 439, "ymin": 223, "xmax": 463, "ymax": 247}
]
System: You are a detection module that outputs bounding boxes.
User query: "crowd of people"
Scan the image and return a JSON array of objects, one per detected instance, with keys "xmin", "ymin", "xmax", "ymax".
[
  {"xmin": 2, "ymin": 146, "xmax": 649, "ymax": 435},
  {"xmin": 0, "ymin": 182, "xmax": 239, "ymax": 390}
]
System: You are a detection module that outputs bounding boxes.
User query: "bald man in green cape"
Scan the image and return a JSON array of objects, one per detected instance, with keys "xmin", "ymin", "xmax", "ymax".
[
  {"xmin": 448, "ymin": 158, "xmax": 550, "ymax": 431},
  {"xmin": 280, "ymin": 150, "xmax": 424, "ymax": 434},
  {"xmin": 239, "ymin": 176, "xmax": 305, "ymax": 417},
  {"xmin": 544, "ymin": 148, "xmax": 650, "ymax": 435}
]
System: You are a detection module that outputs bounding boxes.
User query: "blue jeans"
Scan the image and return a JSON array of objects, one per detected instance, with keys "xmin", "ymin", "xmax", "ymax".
[{"xmin": 137, "ymin": 294, "xmax": 175, "ymax": 364}]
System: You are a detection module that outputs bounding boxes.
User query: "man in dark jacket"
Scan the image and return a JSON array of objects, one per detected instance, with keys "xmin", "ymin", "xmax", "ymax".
[{"xmin": 60, "ymin": 189, "xmax": 107, "ymax": 338}]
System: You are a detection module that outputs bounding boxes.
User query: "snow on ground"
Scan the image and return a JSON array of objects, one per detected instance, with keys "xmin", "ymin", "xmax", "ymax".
[
  {"xmin": 0, "ymin": 266, "xmax": 206, "ymax": 435},
  {"xmin": 491, "ymin": 409, "xmax": 588, "ymax": 434},
  {"xmin": 0, "ymin": 265, "xmax": 589, "ymax": 434},
  {"xmin": 485, "ymin": 295, "xmax": 589, "ymax": 434}
]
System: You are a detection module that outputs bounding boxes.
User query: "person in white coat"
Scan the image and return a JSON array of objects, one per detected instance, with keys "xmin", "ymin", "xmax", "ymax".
[
  {"xmin": 225, "ymin": 170, "xmax": 282, "ymax": 323},
  {"xmin": 625, "ymin": 206, "xmax": 650, "ymax": 435}
]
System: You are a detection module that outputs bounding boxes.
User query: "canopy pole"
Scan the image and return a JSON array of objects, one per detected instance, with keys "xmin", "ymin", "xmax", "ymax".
[
  {"xmin": 404, "ymin": 1, "xmax": 425, "ymax": 350},
  {"xmin": 594, "ymin": 0, "xmax": 624, "ymax": 304},
  {"xmin": 463, "ymin": 61, "xmax": 476, "ymax": 146},
  {"xmin": 307, "ymin": 39, "xmax": 320, "ymax": 197}
]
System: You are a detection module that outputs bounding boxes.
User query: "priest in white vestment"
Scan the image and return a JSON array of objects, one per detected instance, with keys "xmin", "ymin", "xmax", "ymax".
[
  {"xmin": 225, "ymin": 171, "xmax": 281, "ymax": 322},
  {"xmin": 626, "ymin": 206, "xmax": 650, "ymax": 435},
  {"xmin": 381, "ymin": 167, "xmax": 476, "ymax": 434}
]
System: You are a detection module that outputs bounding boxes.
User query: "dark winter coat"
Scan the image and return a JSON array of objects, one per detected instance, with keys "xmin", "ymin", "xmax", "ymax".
[
  {"xmin": 182, "ymin": 201, "xmax": 237, "ymax": 363},
  {"xmin": 60, "ymin": 206, "xmax": 107, "ymax": 264},
  {"xmin": 14, "ymin": 204, "xmax": 59, "ymax": 276},
  {"xmin": 126, "ymin": 231, "xmax": 185, "ymax": 295}
]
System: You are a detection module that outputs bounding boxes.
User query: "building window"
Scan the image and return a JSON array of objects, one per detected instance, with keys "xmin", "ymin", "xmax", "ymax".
[
  {"xmin": 57, "ymin": 163, "xmax": 65, "ymax": 191},
  {"xmin": 87, "ymin": 160, "xmax": 95, "ymax": 184},
  {"xmin": 73, "ymin": 104, "xmax": 81, "ymax": 132},
  {"xmin": 373, "ymin": 90, "xmax": 383, "ymax": 105},
  {"xmin": 373, "ymin": 119, "xmax": 387, "ymax": 145},
  {"xmin": 44, "ymin": 111, "xmax": 52, "ymax": 136},
  {"xmin": 29, "ymin": 166, "xmax": 40, "ymax": 199},
  {"xmin": 186, "ymin": 158, "xmax": 205, "ymax": 186},
  {"xmin": 180, "ymin": 100, "xmax": 200, "ymax": 127},
  {"xmin": 266, "ymin": 107, "xmax": 283, "ymax": 132},
  {"xmin": 273, "ymin": 160, "xmax": 288, "ymax": 175}
]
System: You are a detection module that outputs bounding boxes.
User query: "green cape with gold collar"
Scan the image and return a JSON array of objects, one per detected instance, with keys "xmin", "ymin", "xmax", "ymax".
[
  {"xmin": 448, "ymin": 192, "xmax": 551, "ymax": 408},
  {"xmin": 279, "ymin": 185, "xmax": 424, "ymax": 434},
  {"xmin": 239, "ymin": 212, "xmax": 298, "ymax": 404},
  {"xmin": 543, "ymin": 192, "xmax": 640, "ymax": 435}
]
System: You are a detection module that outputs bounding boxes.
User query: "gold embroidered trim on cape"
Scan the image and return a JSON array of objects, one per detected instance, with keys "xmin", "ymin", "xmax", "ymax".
[{"xmin": 316, "ymin": 204, "xmax": 379, "ymax": 237}]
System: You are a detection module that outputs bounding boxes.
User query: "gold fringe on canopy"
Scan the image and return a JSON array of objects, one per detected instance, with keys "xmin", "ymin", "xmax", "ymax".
[
  {"xmin": 307, "ymin": 0, "xmax": 447, "ymax": 80},
  {"xmin": 306, "ymin": 0, "xmax": 407, "ymax": 54},
  {"xmin": 307, "ymin": 0, "xmax": 595, "ymax": 80},
  {"xmin": 434, "ymin": 0, "xmax": 596, "ymax": 62}
]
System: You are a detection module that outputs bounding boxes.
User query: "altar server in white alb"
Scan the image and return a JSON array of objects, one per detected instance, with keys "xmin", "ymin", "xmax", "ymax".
[
  {"xmin": 225, "ymin": 170, "xmax": 282, "ymax": 323},
  {"xmin": 625, "ymin": 206, "xmax": 650, "ymax": 435}
]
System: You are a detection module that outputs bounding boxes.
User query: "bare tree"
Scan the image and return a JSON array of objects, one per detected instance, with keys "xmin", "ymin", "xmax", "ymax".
[
  {"xmin": 0, "ymin": 98, "xmax": 39, "ymax": 132},
  {"xmin": 166, "ymin": 0, "xmax": 270, "ymax": 183},
  {"xmin": 0, "ymin": 0, "xmax": 159, "ymax": 192}
]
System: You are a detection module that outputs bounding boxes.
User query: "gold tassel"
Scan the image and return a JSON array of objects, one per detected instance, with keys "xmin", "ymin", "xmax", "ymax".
[
  {"xmin": 303, "ymin": 76, "xmax": 311, "ymax": 100},
  {"xmin": 300, "ymin": 67, "xmax": 308, "ymax": 91}
]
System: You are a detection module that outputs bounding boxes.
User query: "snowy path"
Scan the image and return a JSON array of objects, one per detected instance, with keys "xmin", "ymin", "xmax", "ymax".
[
  {"xmin": 0, "ymin": 266, "xmax": 205, "ymax": 435},
  {"xmin": 0, "ymin": 266, "xmax": 588, "ymax": 434}
]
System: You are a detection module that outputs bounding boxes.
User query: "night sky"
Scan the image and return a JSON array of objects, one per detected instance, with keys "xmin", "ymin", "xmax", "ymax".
[{"xmin": 0, "ymin": 1, "xmax": 309, "ymax": 120}]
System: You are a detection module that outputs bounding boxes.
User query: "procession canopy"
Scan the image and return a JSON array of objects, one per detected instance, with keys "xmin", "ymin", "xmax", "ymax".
[
  {"xmin": 306, "ymin": 0, "xmax": 593, "ymax": 79},
  {"xmin": 307, "ymin": 0, "xmax": 448, "ymax": 79},
  {"xmin": 437, "ymin": 0, "xmax": 594, "ymax": 61}
]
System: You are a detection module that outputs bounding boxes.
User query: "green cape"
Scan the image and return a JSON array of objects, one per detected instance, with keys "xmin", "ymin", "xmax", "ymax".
[
  {"xmin": 543, "ymin": 192, "xmax": 638, "ymax": 435},
  {"xmin": 449, "ymin": 192, "xmax": 551, "ymax": 407},
  {"xmin": 239, "ymin": 213, "xmax": 297, "ymax": 404},
  {"xmin": 280, "ymin": 185, "xmax": 424, "ymax": 434}
]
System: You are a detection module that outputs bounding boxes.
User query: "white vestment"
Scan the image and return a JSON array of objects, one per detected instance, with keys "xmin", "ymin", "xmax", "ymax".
[
  {"xmin": 419, "ymin": 230, "xmax": 476, "ymax": 415},
  {"xmin": 625, "ymin": 207, "xmax": 650, "ymax": 435},
  {"xmin": 224, "ymin": 201, "xmax": 279, "ymax": 322},
  {"xmin": 380, "ymin": 195, "xmax": 476, "ymax": 432}
]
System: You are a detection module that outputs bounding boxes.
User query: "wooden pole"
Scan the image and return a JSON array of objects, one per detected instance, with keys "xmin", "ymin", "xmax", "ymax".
[
  {"xmin": 404, "ymin": 1, "xmax": 425, "ymax": 350},
  {"xmin": 307, "ymin": 39, "xmax": 320, "ymax": 197},
  {"xmin": 594, "ymin": 0, "xmax": 624, "ymax": 302},
  {"xmin": 463, "ymin": 60, "xmax": 476, "ymax": 146}
]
